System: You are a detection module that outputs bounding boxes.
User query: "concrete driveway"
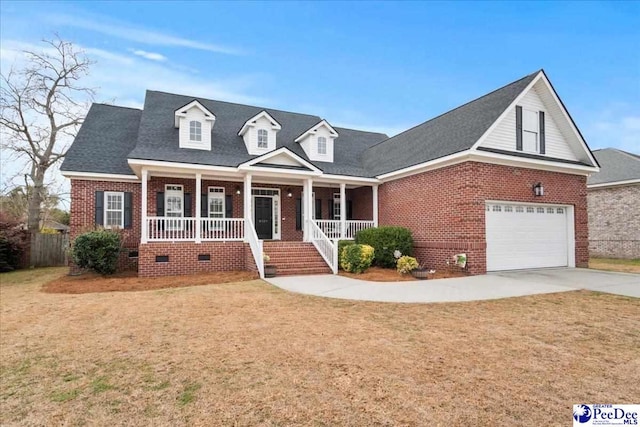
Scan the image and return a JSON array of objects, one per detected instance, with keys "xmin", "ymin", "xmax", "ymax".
[{"xmin": 266, "ymin": 268, "xmax": 639, "ymax": 303}]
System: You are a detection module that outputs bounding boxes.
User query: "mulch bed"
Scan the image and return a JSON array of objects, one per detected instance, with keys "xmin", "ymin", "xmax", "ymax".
[
  {"xmin": 339, "ymin": 266, "xmax": 468, "ymax": 282},
  {"xmin": 42, "ymin": 270, "xmax": 259, "ymax": 294}
]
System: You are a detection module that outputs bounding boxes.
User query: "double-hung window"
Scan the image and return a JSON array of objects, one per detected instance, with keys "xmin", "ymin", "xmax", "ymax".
[
  {"xmin": 165, "ymin": 185, "xmax": 184, "ymax": 230},
  {"xmin": 317, "ymin": 136, "xmax": 327, "ymax": 155},
  {"xmin": 190, "ymin": 121, "xmax": 202, "ymax": 142},
  {"xmin": 208, "ymin": 187, "xmax": 225, "ymax": 229},
  {"xmin": 333, "ymin": 193, "xmax": 341, "ymax": 220},
  {"xmin": 522, "ymin": 109, "xmax": 539, "ymax": 153},
  {"xmin": 104, "ymin": 192, "xmax": 124, "ymax": 229},
  {"xmin": 257, "ymin": 129, "xmax": 269, "ymax": 149}
]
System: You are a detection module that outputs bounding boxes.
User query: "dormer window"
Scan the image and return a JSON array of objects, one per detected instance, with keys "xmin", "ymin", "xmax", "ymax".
[
  {"xmin": 295, "ymin": 119, "xmax": 339, "ymax": 162},
  {"xmin": 238, "ymin": 111, "xmax": 282, "ymax": 155},
  {"xmin": 175, "ymin": 100, "xmax": 215, "ymax": 151},
  {"xmin": 317, "ymin": 137, "xmax": 327, "ymax": 155},
  {"xmin": 257, "ymin": 129, "xmax": 269, "ymax": 149},
  {"xmin": 190, "ymin": 120, "xmax": 202, "ymax": 142}
]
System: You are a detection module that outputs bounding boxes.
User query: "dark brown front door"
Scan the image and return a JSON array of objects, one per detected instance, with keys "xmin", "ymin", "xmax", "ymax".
[{"xmin": 255, "ymin": 197, "xmax": 273, "ymax": 239}]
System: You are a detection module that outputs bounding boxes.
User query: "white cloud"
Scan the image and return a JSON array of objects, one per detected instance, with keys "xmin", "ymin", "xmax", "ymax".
[
  {"xmin": 129, "ymin": 49, "xmax": 167, "ymax": 62},
  {"xmin": 46, "ymin": 13, "xmax": 243, "ymax": 55}
]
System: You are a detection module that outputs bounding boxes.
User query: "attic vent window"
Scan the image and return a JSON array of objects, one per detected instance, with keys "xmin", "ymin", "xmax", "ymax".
[
  {"xmin": 317, "ymin": 136, "xmax": 327, "ymax": 155},
  {"xmin": 190, "ymin": 121, "xmax": 202, "ymax": 142},
  {"xmin": 257, "ymin": 129, "xmax": 269, "ymax": 149}
]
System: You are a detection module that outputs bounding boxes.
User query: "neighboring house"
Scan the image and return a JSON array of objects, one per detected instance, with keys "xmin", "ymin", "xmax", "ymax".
[
  {"xmin": 41, "ymin": 220, "xmax": 70, "ymax": 234},
  {"xmin": 60, "ymin": 69, "xmax": 599, "ymax": 278},
  {"xmin": 587, "ymin": 148, "xmax": 640, "ymax": 259}
]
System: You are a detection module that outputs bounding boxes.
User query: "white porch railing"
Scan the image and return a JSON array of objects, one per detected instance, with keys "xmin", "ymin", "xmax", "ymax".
[
  {"xmin": 200, "ymin": 218, "xmax": 245, "ymax": 241},
  {"xmin": 314, "ymin": 220, "xmax": 376, "ymax": 240},
  {"xmin": 146, "ymin": 217, "xmax": 244, "ymax": 241},
  {"xmin": 245, "ymin": 218, "xmax": 264, "ymax": 278},
  {"xmin": 147, "ymin": 217, "xmax": 197, "ymax": 241},
  {"xmin": 308, "ymin": 219, "xmax": 338, "ymax": 274}
]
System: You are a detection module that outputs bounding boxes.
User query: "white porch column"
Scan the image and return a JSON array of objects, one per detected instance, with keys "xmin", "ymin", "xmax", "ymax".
[
  {"xmin": 340, "ymin": 183, "xmax": 346, "ymax": 240},
  {"xmin": 195, "ymin": 172, "xmax": 202, "ymax": 243},
  {"xmin": 372, "ymin": 184, "xmax": 379, "ymax": 227},
  {"xmin": 141, "ymin": 168, "xmax": 148, "ymax": 243},
  {"xmin": 304, "ymin": 178, "xmax": 313, "ymax": 241},
  {"xmin": 243, "ymin": 173, "xmax": 252, "ymax": 230}
]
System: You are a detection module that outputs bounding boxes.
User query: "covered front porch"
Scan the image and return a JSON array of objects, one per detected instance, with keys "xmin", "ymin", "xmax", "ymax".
[{"xmin": 131, "ymin": 154, "xmax": 379, "ymax": 277}]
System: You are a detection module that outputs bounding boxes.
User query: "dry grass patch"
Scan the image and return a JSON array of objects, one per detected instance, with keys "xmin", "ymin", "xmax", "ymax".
[
  {"xmin": 42, "ymin": 270, "xmax": 258, "ymax": 294},
  {"xmin": 340, "ymin": 266, "xmax": 468, "ymax": 281},
  {"xmin": 590, "ymin": 257, "xmax": 640, "ymax": 274},
  {"xmin": 1, "ymin": 268, "xmax": 639, "ymax": 426}
]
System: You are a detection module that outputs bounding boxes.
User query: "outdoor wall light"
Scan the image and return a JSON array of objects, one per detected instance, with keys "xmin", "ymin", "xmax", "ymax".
[
  {"xmin": 235, "ymin": 186, "xmax": 241, "ymax": 195},
  {"xmin": 287, "ymin": 188, "xmax": 293, "ymax": 198},
  {"xmin": 533, "ymin": 182, "xmax": 544, "ymax": 197}
]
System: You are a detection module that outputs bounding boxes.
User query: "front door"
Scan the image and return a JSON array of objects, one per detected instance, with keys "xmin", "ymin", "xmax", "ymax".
[{"xmin": 255, "ymin": 196, "xmax": 273, "ymax": 239}]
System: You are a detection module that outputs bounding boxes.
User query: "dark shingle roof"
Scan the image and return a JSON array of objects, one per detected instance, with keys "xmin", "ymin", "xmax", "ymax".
[
  {"xmin": 588, "ymin": 148, "xmax": 640, "ymax": 185},
  {"xmin": 127, "ymin": 91, "xmax": 388, "ymax": 177},
  {"xmin": 361, "ymin": 71, "xmax": 540, "ymax": 176},
  {"xmin": 60, "ymin": 104, "xmax": 141, "ymax": 176}
]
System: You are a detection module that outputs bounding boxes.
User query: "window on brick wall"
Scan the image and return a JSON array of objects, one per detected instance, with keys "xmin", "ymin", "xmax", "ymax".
[{"xmin": 104, "ymin": 191, "xmax": 124, "ymax": 228}]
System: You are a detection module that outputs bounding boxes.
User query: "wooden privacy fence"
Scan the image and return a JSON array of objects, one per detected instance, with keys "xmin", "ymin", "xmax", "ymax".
[{"xmin": 30, "ymin": 233, "xmax": 69, "ymax": 267}]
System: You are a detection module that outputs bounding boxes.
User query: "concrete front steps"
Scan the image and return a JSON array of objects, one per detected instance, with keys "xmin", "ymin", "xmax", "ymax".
[{"xmin": 263, "ymin": 241, "xmax": 332, "ymax": 276}]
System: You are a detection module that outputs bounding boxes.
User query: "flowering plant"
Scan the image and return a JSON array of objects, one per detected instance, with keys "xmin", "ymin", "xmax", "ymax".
[{"xmin": 263, "ymin": 253, "xmax": 271, "ymax": 263}]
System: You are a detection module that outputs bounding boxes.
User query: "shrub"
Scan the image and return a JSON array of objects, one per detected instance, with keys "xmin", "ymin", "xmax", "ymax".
[
  {"xmin": 337, "ymin": 240, "xmax": 356, "ymax": 269},
  {"xmin": 0, "ymin": 213, "xmax": 29, "ymax": 272},
  {"xmin": 355, "ymin": 226, "xmax": 414, "ymax": 268},
  {"xmin": 72, "ymin": 229, "xmax": 122, "ymax": 275},
  {"xmin": 340, "ymin": 244, "xmax": 374, "ymax": 273},
  {"xmin": 396, "ymin": 256, "xmax": 419, "ymax": 274}
]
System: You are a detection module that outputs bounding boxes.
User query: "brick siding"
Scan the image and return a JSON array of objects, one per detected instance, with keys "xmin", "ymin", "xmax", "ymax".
[
  {"xmin": 378, "ymin": 161, "xmax": 589, "ymax": 274},
  {"xmin": 69, "ymin": 177, "xmax": 372, "ymax": 275},
  {"xmin": 587, "ymin": 185, "xmax": 640, "ymax": 259}
]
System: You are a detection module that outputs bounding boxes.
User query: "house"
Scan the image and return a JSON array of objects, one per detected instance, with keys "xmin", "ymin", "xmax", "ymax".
[
  {"xmin": 60, "ymin": 69, "xmax": 599, "ymax": 278},
  {"xmin": 587, "ymin": 148, "xmax": 640, "ymax": 259}
]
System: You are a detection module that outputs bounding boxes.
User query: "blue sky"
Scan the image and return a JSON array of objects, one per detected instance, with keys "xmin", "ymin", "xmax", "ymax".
[{"xmin": 1, "ymin": 1, "xmax": 639, "ymax": 199}]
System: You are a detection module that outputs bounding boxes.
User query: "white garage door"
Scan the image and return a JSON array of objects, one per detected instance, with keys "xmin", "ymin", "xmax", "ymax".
[{"xmin": 485, "ymin": 202, "xmax": 568, "ymax": 271}]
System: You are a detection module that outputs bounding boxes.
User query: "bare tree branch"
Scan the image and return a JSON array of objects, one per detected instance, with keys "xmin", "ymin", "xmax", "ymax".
[{"xmin": 0, "ymin": 36, "xmax": 95, "ymax": 231}]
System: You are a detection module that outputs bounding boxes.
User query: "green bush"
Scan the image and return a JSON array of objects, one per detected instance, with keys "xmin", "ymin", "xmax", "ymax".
[
  {"xmin": 355, "ymin": 226, "xmax": 414, "ymax": 268},
  {"xmin": 72, "ymin": 229, "xmax": 122, "ymax": 275},
  {"xmin": 340, "ymin": 244, "xmax": 374, "ymax": 273},
  {"xmin": 396, "ymin": 256, "xmax": 419, "ymax": 274}
]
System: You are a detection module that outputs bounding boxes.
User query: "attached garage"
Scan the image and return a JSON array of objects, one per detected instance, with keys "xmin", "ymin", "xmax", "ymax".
[{"xmin": 485, "ymin": 202, "xmax": 574, "ymax": 271}]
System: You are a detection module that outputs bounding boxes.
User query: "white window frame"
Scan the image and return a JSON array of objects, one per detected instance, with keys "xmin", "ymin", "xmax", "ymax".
[
  {"xmin": 522, "ymin": 109, "xmax": 539, "ymax": 153},
  {"xmin": 333, "ymin": 192, "xmax": 341, "ymax": 220},
  {"xmin": 189, "ymin": 120, "xmax": 202, "ymax": 142},
  {"xmin": 257, "ymin": 129, "xmax": 269, "ymax": 149},
  {"xmin": 317, "ymin": 136, "xmax": 327, "ymax": 155},
  {"xmin": 104, "ymin": 191, "xmax": 124, "ymax": 229},
  {"xmin": 165, "ymin": 184, "xmax": 184, "ymax": 230}
]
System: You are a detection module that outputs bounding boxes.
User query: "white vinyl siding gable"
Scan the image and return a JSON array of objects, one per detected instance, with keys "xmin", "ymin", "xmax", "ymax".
[
  {"xmin": 241, "ymin": 115, "xmax": 278, "ymax": 155},
  {"xmin": 299, "ymin": 126, "xmax": 335, "ymax": 162},
  {"xmin": 179, "ymin": 107, "xmax": 212, "ymax": 151},
  {"xmin": 480, "ymin": 82, "xmax": 579, "ymax": 161}
]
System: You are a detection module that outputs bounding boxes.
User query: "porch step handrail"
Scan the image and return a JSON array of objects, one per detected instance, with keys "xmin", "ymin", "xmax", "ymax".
[
  {"xmin": 314, "ymin": 219, "xmax": 376, "ymax": 240},
  {"xmin": 245, "ymin": 217, "xmax": 264, "ymax": 279},
  {"xmin": 308, "ymin": 219, "xmax": 338, "ymax": 274}
]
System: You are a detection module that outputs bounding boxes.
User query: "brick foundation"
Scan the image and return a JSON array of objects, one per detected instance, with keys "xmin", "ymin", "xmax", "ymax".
[
  {"xmin": 379, "ymin": 161, "xmax": 589, "ymax": 274},
  {"xmin": 138, "ymin": 241, "xmax": 250, "ymax": 277}
]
